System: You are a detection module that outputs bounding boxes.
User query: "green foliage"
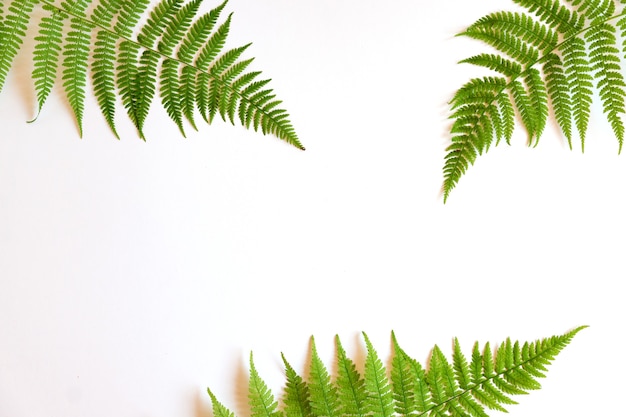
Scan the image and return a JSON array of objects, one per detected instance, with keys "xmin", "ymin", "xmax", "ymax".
[
  {"xmin": 208, "ymin": 327, "xmax": 586, "ymax": 417},
  {"xmin": 444, "ymin": 0, "xmax": 626, "ymax": 201},
  {"xmin": 0, "ymin": 0, "xmax": 303, "ymax": 148}
]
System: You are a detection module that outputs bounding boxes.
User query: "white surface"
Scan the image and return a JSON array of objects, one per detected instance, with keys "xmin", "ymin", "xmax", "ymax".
[{"xmin": 0, "ymin": 1, "xmax": 619, "ymax": 416}]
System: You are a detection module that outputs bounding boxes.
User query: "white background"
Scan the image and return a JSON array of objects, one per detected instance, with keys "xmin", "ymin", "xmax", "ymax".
[{"xmin": 0, "ymin": 1, "xmax": 621, "ymax": 416}]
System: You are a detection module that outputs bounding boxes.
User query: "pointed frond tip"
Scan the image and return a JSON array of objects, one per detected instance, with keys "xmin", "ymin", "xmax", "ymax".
[
  {"xmin": 1, "ymin": 0, "xmax": 304, "ymax": 150},
  {"xmin": 444, "ymin": 0, "xmax": 626, "ymax": 201},
  {"xmin": 207, "ymin": 326, "xmax": 586, "ymax": 417}
]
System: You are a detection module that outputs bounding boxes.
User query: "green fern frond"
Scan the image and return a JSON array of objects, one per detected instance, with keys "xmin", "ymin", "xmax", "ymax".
[
  {"xmin": 363, "ymin": 332, "xmax": 395, "ymax": 417},
  {"xmin": 0, "ymin": 0, "xmax": 303, "ymax": 149},
  {"xmin": 459, "ymin": 54, "xmax": 522, "ymax": 77},
  {"xmin": 282, "ymin": 353, "xmax": 313, "ymax": 417},
  {"xmin": 61, "ymin": 0, "xmax": 93, "ymax": 137},
  {"xmin": 444, "ymin": 0, "xmax": 626, "ymax": 201},
  {"xmin": 335, "ymin": 335, "xmax": 367, "ymax": 417},
  {"xmin": 249, "ymin": 353, "xmax": 284, "ymax": 417},
  {"xmin": 208, "ymin": 327, "xmax": 586, "ymax": 417},
  {"xmin": 308, "ymin": 337, "xmax": 340, "ymax": 417},
  {"xmin": 390, "ymin": 332, "xmax": 418, "ymax": 416},
  {"xmin": 31, "ymin": 5, "xmax": 65, "ymax": 120},
  {"xmin": 207, "ymin": 388, "xmax": 237, "ymax": 417},
  {"xmin": 0, "ymin": 0, "xmax": 39, "ymax": 94}
]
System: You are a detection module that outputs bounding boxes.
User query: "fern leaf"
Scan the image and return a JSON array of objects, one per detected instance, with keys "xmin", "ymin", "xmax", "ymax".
[
  {"xmin": 571, "ymin": 0, "xmax": 616, "ymax": 19},
  {"xmin": 562, "ymin": 36, "xmax": 593, "ymax": 151},
  {"xmin": 31, "ymin": 5, "xmax": 65, "ymax": 120},
  {"xmin": 469, "ymin": 343, "xmax": 511, "ymax": 412},
  {"xmin": 175, "ymin": 1, "xmax": 228, "ymax": 129},
  {"xmin": 217, "ymin": 58, "xmax": 253, "ymax": 120},
  {"xmin": 391, "ymin": 332, "xmax": 433, "ymax": 416},
  {"xmin": 180, "ymin": 65, "xmax": 199, "ymax": 130},
  {"xmin": 208, "ymin": 328, "xmax": 585, "ymax": 417},
  {"xmin": 130, "ymin": 50, "xmax": 158, "ymax": 135},
  {"xmin": 453, "ymin": 338, "xmax": 472, "ymax": 391},
  {"xmin": 427, "ymin": 345, "xmax": 461, "ymax": 409},
  {"xmin": 444, "ymin": 0, "xmax": 626, "ymax": 200},
  {"xmin": 308, "ymin": 337, "xmax": 339, "ymax": 417},
  {"xmin": 281, "ymin": 354, "xmax": 312, "ymax": 417},
  {"xmin": 90, "ymin": 0, "xmax": 122, "ymax": 26},
  {"xmin": 460, "ymin": 54, "xmax": 522, "ymax": 77},
  {"xmin": 497, "ymin": 89, "xmax": 516, "ymax": 144},
  {"xmin": 586, "ymin": 22, "xmax": 626, "ymax": 151},
  {"xmin": 511, "ymin": 0, "xmax": 584, "ymax": 33},
  {"xmin": 195, "ymin": 12, "xmax": 231, "ymax": 70},
  {"xmin": 1, "ymin": 0, "xmax": 302, "ymax": 148},
  {"xmin": 136, "ymin": 0, "xmax": 182, "ymax": 47},
  {"xmin": 335, "ymin": 335, "xmax": 367, "ymax": 417},
  {"xmin": 543, "ymin": 53, "xmax": 573, "ymax": 148},
  {"xmin": 117, "ymin": 40, "xmax": 144, "ymax": 138},
  {"xmin": 465, "ymin": 11, "xmax": 557, "ymax": 51},
  {"xmin": 193, "ymin": 15, "xmax": 227, "ymax": 120},
  {"xmin": 524, "ymin": 68, "xmax": 549, "ymax": 144},
  {"xmin": 461, "ymin": 19, "xmax": 540, "ymax": 65},
  {"xmin": 207, "ymin": 388, "xmax": 237, "ymax": 417},
  {"xmin": 0, "ymin": 0, "xmax": 39, "ymax": 94},
  {"xmin": 160, "ymin": 58, "xmax": 185, "ymax": 136},
  {"xmin": 178, "ymin": 0, "xmax": 227, "ymax": 64},
  {"xmin": 204, "ymin": 44, "xmax": 250, "ymax": 122},
  {"xmin": 158, "ymin": 0, "xmax": 202, "ymax": 56},
  {"xmin": 92, "ymin": 29, "xmax": 120, "ymax": 138},
  {"xmin": 114, "ymin": 0, "xmax": 151, "ymax": 38},
  {"xmin": 90, "ymin": 0, "xmax": 123, "ymax": 138},
  {"xmin": 362, "ymin": 333, "xmax": 394, "ymax": 417},
  {"xmin": 61, "ymin": 0, "xmax": 93, "ymax": 137},
  {"xmin": 249, "ymin": 353, "xmax": 283, "ymax": 417}
]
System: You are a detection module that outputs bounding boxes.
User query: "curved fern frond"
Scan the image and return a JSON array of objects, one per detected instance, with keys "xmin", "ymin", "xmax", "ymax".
[
  {"xmin": 308, "ymin": 337, "xmax": 340, "ymax": 417},
  {"xmin": 444, "ymin": 0, "xmax": 626, "ymax": 201},
  {"xmin": 61, "ymin": 0, "xmax": 93, "ymax": 137},
  {"xmin": 207, "ymin": 388, "xmax": 237, "ymax": 417},
  {"xmin": 0, "ymin": 0, "xmax": 303, "ymax": 149},
  {"xmin": 1, "ymin": 0, "xmax": 39, "ymax": 93},
  {"xmin": 363, "ymin": 332, "xmax": 394, "ymax": 417},
  {"xmin": 335, "ymin": 335, "xmax": 367, "ymax": 417},
  {"xmin": 282, "ymin": 353, "xmax": 313, "ymax": 417},
  {"xmin": 249, "ymin": 353, "xmax": 284, "ymax": 417},
  {"xmin": 31, "ymin": 4, "xmax": 64, "ymax": 120},
  {"xmin": 208, "ymin": 327, "xmax": 586, "ymax": 417}
]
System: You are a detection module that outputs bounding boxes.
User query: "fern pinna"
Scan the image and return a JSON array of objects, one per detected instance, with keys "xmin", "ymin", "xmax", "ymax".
[
  {"xmin": 0, "ymin": 0, "xmax": 303, "ymax": 149},
  {"xmin": 444, "ymin": 0, "xmax": 626, "ymax": 201},
  {"xmin": 207, "ymin": 327, "xmax": 585, "ymax": 417}
]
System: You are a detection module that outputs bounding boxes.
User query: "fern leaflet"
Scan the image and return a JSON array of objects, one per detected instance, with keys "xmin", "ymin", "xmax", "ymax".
[
  {"xmin": 308, "ymin": 337, "xmax": 340, "ymax": 417},
  {"xmin": 0, "ymin": 0, "xmax": 303, "ymax": 149},
  {"xmin": 444, "ymin": 0, "xmax": 626, "ymax": 201},
  {"xmin": 208, "ymin": 326, "xmax": 586, "ymax": 417},
  {"xmin": 335, "ymin": 335, "xmax": 368, "ymax": 417},
  {"xmin": 249, "ymin": 353, "xmax": 283, "ymax": 417},
  {"xmin": 282, "ymin": 353, "xmax": 313, "ymax": 417},
  {"xmin": 363, "ymin": 332, "xmax": 395, "ymax": 417}
]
